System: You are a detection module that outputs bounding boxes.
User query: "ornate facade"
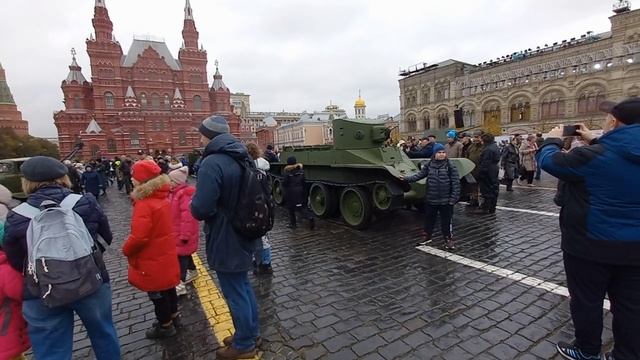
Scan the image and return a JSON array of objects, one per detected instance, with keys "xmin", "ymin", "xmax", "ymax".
[
  {"xmin": 399, "ymin": 7, "xmax": 640, "ymax": 137},
  {"xmin": 0, "ymin": 62, "xmax": 29, "ymax": 135},
  {"xmin": 54, "ymin": 0, "xmax": 240, "ymax": 158}
]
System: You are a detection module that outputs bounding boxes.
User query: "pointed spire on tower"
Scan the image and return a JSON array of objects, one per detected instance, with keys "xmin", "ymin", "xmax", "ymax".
[
  {"xmin": 172, "ymin": 88, "xmax": 186, "ymax": 109},
  {"xmin": 211, "ymin": 60, "xmax": 229, "ymax": 92},
  {"xmin": 174, "ymin": 88, "xmax": 183, "ymax": 100},
  {"xmin": 95, "ymin": 0, "xmax": 106, "ymax": 7},
  {"xmin": 185, "ymin": 0, "xmax": 194, "ymax": 20},
  {"xmin": 125, "ymin": 85, "xmax": 135, "ymax": 98},
  {"xmin": 181, "ymin": 0, "xmax": 199, "ymax": 49},
  {"xmin": 63, "ymin": 48, "xmax": 88, "ymax": 85},
  {"xmin": 92, "ymin": 0, "xmax": 114, "ymax": 42},
  {"xmin": 0, "ymin": 60, "xmax": 15, "ymax": 105},
  {"xmin": 123, "ymin": 86, "xmax": 140, "ymax": 108}
]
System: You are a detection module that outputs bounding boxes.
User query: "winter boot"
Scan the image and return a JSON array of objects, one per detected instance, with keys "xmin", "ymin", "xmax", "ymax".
[{"xmin": 145, "ymin": 323, "xmax": 177, "ymax": 339}]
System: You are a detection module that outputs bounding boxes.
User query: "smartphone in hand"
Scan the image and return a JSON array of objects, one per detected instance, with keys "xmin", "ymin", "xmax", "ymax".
[{"xmin": 562, "ymin": 125, "xmax": 580, "ymax": 137}]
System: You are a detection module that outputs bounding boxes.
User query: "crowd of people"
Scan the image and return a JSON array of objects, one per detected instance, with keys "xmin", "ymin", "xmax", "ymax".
[{"xmin": 0, "ymin": 96, "xmax": 639, "ymax": 359}]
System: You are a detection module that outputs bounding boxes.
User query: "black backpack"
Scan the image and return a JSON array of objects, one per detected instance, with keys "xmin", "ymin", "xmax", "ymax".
[{"xmin": 227, "ymin": 157, "xmax": 275, "ymax": 240}]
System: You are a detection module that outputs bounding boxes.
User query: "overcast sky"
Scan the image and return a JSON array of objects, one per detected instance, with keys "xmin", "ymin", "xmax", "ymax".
[{"xmin": 0, "ymin": 0, "xmax": 619, "ymax": 137}]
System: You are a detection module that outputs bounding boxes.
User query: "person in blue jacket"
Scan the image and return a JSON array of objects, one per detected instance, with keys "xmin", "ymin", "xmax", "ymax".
[
  {"xmin": 81, "ymin": 165, "xmax": 103, "ymax": 198},
  {"xmin": 537, "ymin": 97, "xmax": 640, "ymax": 360},
  {"xmin": 406, "ymin": 134, "xmax": 437, "ymax": 158},
  {"xmin": 190, "ymin": 115, "xmax": 261, "ymax": 360}
]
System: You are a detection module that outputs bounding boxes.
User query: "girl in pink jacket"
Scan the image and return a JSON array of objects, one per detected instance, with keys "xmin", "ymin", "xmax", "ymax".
[{"xmin": 168, "ymin": 166, "xmax": 200, "ymax": 296}]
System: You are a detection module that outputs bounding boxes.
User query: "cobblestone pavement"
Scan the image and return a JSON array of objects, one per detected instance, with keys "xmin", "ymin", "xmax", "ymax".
[{"xmin": 59, "ymin": 174, "xmax": 613, "ymax": 359}]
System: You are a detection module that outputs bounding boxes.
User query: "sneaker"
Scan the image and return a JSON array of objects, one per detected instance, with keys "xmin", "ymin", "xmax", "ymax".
[
  {"xmin": 216, "ymin": 346, "xmax": 257, "ymax": 359},
  {"xmin": 256, "ymin": 264, "xmax": 273, "ymax": 275},
  {"xmin": 223, "ymin": 335, "xmax": 263, "ymax": 348},
  {"xmin": 417, "ymin": 233, "xmax": 432, "ymax": 246},
  {"xmin": 528, "ymin": 183, "xmax": 535, "ymax": 187},
  {"xmin": 556, "ymin": 341, "xmax": 601, "ymax": 360},
  {"xmin": 145, "ymin": 324, "xmax": 177, "ymax": 339},
  {"xmin": 176, "ymin": 282, "xmax": 187, "ymax": 296},
  {"xmin": 444, "ymin": 238, "xmax": 456, "ymax": 250},
  {"xmin": 184, "ymin": 269, "xmax": 199, "ymax": 283}
]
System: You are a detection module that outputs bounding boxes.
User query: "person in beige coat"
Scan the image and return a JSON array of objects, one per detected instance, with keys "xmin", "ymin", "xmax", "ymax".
[{"xmin": 518, "ymin": 135, "xmax": 538, "ymax": 186}]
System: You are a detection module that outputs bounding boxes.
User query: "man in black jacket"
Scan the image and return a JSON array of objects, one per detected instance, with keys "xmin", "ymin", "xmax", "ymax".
[
  {"xmin": 406, "ymin": 134, "xmax": 437, "ymax": 159},
  {"xmin": 475, "ymin": 133, "xmax": 500, "ymax": 214}
]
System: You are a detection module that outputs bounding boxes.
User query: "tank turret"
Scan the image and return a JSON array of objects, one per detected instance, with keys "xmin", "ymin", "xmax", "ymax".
[{"xmin": 332, "ymin": 119, "xmax": 390, "ymax": 150}]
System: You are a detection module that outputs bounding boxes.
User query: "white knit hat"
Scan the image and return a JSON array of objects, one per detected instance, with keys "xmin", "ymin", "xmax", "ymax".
[{"xmin": 168, "ymin": 166, "xmax": 189, "ymax": 185}]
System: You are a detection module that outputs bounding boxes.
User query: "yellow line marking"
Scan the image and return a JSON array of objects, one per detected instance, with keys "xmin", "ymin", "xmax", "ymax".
[{"xmin": 192, "ymin": 254, "xmax": 261, "ymax": 359}]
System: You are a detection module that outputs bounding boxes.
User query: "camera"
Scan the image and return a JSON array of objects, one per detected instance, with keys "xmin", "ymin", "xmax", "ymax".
[{"xmin": 562, "ymin": 125, "xmax": 580, "ymax": 137}]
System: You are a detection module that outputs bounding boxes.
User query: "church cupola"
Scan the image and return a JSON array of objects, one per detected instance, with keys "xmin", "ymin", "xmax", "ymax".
[{"xmin": 354, "ymin": 90, "xmax": 366, "ymax": 119}]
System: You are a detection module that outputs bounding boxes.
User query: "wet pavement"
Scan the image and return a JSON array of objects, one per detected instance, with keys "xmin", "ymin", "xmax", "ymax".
[{"xmin": 59, "ymin": 174, "xmax": 614, "ymax": 359}]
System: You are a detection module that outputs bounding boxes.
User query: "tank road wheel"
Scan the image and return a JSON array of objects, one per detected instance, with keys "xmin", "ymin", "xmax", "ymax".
[
  {"xmin": 340, "ymin": 186, "xmax": 372, "ymax": 229},
  {"xmin": 309, "ymin": 183, "xmax": 337, "ymax": 218},
  {"xmin": 272, "ymin": 178, "xmax": 285, "ymax": 205},
  {"xmin": 372, "ymin": 183, "xmax": 393, "ymax": 211}
]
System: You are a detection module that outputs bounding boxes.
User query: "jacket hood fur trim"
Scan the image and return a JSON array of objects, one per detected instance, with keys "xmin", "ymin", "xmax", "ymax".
[{"xmin": 131, "ymin": 174, "xmax": 170, "ymax": 200}]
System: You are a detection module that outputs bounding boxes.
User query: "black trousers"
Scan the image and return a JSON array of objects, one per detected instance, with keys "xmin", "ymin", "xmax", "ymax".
[
  {"xmin": 423, "ymin": 204, "xmax": 453, "ymax": 238},
  {"xmin": 564, "ymin": 252, "xmax": 640, "ymax": 359},
  {"xmin": 287, "ymin": 203, "xmax": 313, "ymax": 226},
  {"xmin": 520, "ymin": 170, "xmax": 535, "ymax": 184},
  {"xmin": 479, "ymin": 177, "xmax": 499, "ymax": 211},
  {"xmin": 178, "ymin": 255, "xmax": 196, "ymax": 281},
  {"xmin": 148, "ymin": 288, "xmax": 178, "ymax": 325}
]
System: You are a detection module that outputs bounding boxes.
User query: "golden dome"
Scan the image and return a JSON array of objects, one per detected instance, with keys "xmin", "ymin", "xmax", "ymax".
[{"xmin": 354, "ymin": 97, "xmax": 366, "ymax": 107}]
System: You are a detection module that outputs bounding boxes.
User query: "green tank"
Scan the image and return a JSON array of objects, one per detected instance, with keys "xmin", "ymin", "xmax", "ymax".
[{"xmin": 269, "ymin": 118, "xmax": 475, "ymax": 229}]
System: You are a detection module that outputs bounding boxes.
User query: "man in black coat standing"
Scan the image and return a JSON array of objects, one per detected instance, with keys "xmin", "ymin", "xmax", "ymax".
[
  {"xmin": 282, "ymin": 156, "xmax": 315, "ymax": 230},
  {"xmin": 476, "ymin": 133, "xmax": 501, "ymax": 214}
]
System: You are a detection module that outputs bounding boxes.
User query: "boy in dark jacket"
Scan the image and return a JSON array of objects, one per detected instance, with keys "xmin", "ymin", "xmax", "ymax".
[
  {"xmin": 476, "ymin": 133, "xmax": 501, "ymax": 214},
  {"xmin": 401, "ymin": 144, "xmax": 461, "ymax": 250},
  {"xmin": 282, "ymin": 156, "xmax": 315, "ymax": 230}
]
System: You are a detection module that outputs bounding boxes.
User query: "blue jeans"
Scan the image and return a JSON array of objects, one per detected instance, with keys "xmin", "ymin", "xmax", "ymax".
[
  {"xmin": 216, "ymin": 271, "xmax": 259, "ymax": 351},
  {"xmin": 22, "ymin": 283, "xmax": 120, "ymax": 360}
]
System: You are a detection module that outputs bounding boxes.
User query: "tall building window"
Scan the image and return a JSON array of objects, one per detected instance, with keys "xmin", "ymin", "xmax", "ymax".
[
  {"xmin": 421, "ymin": 88, "xmax": 430, "ymax": 105},
  {"xmin": 107, "ymin": 138, "xmax": 117, "ymax": 153},
  {"xmin": 422, "ymin": 113, "xmax": 430, "ymax": 130},
  {"xmin": 179, "ymin": 128, "xmax": 187, "ymax": 146},
  {"xmin": 163, "ymin": 94, "xmax": 171, "ymax": 110},
  {"xmin": 577, "ymin": 87, "xmax": 606, "ymax": 115},
  {"xmin": 91, "ymin": 145, "xmax": 101, "ymax": 157},
  {"xmin": 462, "ymin": 107, "xmax": 476, "ymax": 127},
  {"xmin": 437, "ymin": 110, "xmax": 449, "ymax": 128},
  {"xmin": 73, "ymin": 96, "xmax": 82, "ymax": 109},
  {"xmin": 104, "ymin": 92, "xmax": 115, "ymax": 109},
  {"xmin": 406, "ymin": 114, "xmax": 417, "ymax": 132},
  {"xmin": 193, "ymin": 95, "xmax": 202, "ymax": 111},
  {"xmin": 140, "ymin": 93, "xmax": 147, "ymax": 108},
  {"xmin": 130, "ymin": 129, "xmax": 140, "ymax": 147},
  {"xmin": 510, "ymin": 98, "xmax": 531, "ymax": 122},
  {"xmin": 540, "ymin": 91, "xmax": 566, "ymax": 120},
  {"xmin": 151, "ymin": 93, "xmax": 160, "ymax": 110}
]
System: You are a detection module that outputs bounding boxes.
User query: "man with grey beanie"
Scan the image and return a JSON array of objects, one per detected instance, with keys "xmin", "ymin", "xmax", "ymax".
[{"xmin": 190, "ymin": 115, "xmax": 261, "ymax": 359}]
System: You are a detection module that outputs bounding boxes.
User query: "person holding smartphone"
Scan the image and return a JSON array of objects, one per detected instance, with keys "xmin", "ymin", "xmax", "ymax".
[{"xmin": 537, "ymin": 97, "xmax": 640, "ymax": 360}]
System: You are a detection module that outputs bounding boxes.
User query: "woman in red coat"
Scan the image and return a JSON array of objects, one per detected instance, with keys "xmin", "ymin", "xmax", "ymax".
[
  {"xmin": 123, "ymin": 160, "xmax": 180, "ymax": 339},
  {"xmin": 0, "ymin": 249, "xmax": 31, "ymax": 360},
  {"xmin": 168, "ymin": 166, "xmax": 200, "ymax": 296}
]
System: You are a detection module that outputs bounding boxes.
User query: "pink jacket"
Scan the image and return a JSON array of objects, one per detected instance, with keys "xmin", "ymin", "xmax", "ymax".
[
  {"xmin": 0, "ymin": 250, "xmax": 30, "ymax": 359},
  {"xmin": 169, "ymin": 184, "xmax": 199, "ymax": 256}
]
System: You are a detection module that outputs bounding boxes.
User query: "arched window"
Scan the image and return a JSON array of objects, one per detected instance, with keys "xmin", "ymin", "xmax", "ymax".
[
  {"xmin": 104, "ymin": 92, "xmax": 115, "ymax": 109},
  {"xmin": 406, "ymin": 114, "xmax": 417, "ymax": 132},
  {"xmin": 130, "ymin": 129, "xmax": 140, "ymax": 147},
  {"xmin": 140, "ymin": 93, "xmax": 147, "ymax": 108},
  {"xmin": 193, "ymin": 95, "xmax": 202, "ymax": 111},
  {"xmin": 422, "ymin": 113, "xmax": 430, "ymax": 130},
  {"xmin": 509, "ymin": 97, "xmax": 531, "ymax": 122},
  {"xmin": 577, "ymin": 86, "xmax": 606, "ymax": 115},
  {"xmin": 163, "ymin": 94, "xmax": 171, "ymax": 110},
  {"xmin": 73, "ymin": 96, "xmax": 82, "ymax": 109},
  {"xmin": 151, "ymin": 93, "xmax": 160, "ymax": 110},
  {"xmin": 421, "ymin": 88, "xmax": 430, "ymax": 105},
  {"xmin": 437, "ymin": 110, "xmax": 449, "ymax": 128},
  {"xmin": 540, "ymin": 91, "xmax": 566, "ymax": 120},
  {"xmin": 107, "ymin": 138, "xmax": 117, "ymax": 153},
  {"xmin": 179, "ymin": 128, "xmax": 187, "ymax": 146}
]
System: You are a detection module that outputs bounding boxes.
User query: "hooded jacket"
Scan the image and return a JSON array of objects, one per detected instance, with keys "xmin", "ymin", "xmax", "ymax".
[
  {"xmin": 169, "ymin": 183, "xmax": 199, "ymax": 256},
  {"xmin": 0, "ymin": 250, "xmax": 30, "ymax": 359},
  {"xmin": 537, "ymin": 124, "xmax": 640, "ymax": 265},
  {"xmin": 123, "ymin": 175, "xmax": 180, "ymax": 291},
  {"xmin": 4, "ymin": 186, "xmax": 112, "ymax": 287},
  {"xmin": 190, "ymin": 133, "xmax": 260, "ymax": 273},
  {"xmin": 283, "ymin": 164, "xmax": 306, "ymax": 206},
  {"xmin": 405, "ymin": 159, "xmax": 461, "ymax": 205}
]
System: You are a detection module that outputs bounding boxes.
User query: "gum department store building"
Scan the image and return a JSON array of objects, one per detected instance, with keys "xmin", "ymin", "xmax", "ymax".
[
  {"xmin": 399, "ymin": 4, "xmax": 640, "ymax": 137},
  {"xmin": 54, "ymin": 0, "xmax": 240, "ymax": 158}
]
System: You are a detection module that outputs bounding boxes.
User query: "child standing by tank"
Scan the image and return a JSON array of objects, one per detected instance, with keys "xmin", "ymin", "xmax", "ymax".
[
  {"xmin": 246, "ymin": 143, "xmax": 274, "ymax": 275},
  {"xmin": 283, "ymin": 156, "xmax": 315, "ymax": 230},
  {"xmin": 167, "ymin": 166, "xmax": 200, "ymax": 295},
  {"xmin": 400, "ymin": 144, "xmax": 461, "ymax": 250}
]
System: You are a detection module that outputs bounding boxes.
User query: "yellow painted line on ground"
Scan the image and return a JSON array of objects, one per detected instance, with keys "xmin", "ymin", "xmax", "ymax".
[{"xmin": 192, "ymin": 254, "xmax": 261, "ymax": 359}]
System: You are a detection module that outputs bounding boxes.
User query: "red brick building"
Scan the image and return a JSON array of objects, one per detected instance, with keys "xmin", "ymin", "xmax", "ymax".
[
  {"xmin": 0, "ymin": 62, "xmax": 29, "ymax": 136},
  {"xmin": 54, "ymin": 0, "xmax": 240, "ymax": 158}
]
